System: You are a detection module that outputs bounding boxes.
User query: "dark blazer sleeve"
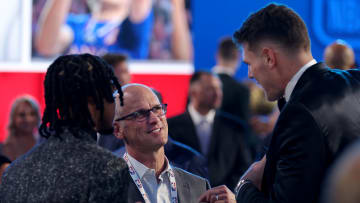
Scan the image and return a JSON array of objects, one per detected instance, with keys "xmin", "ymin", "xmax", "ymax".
[{"xmin": 237, "ymin": 103, "xmax": 327, "ymax": 203}]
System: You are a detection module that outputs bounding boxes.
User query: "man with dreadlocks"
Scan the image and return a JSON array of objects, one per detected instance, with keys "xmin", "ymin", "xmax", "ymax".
[{"xmin": 0, "ymin": 54, "xmax": 129, "ymax": 202}]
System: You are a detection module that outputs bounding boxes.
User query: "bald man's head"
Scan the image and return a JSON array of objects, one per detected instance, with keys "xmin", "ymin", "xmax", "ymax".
[
  {"xmin": 113, "ymin": 84, "xmax": 168, "ymax": 152},
  {"xmin": 324, "ymin": 41, "xmax": 355, "ymax": 70}
]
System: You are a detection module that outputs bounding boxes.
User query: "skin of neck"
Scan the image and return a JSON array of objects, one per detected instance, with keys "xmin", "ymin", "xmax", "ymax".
[
  {"xmin": 276, "ymin": 48, "xmax": 314, "ymax": 91},
  {"xmin": 127, "ymin": 146, "xmax": 167, "ymax": 178}
]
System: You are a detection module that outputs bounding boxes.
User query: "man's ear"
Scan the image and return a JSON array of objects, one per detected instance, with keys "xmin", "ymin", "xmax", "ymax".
[
  {"xmin": 113, "ymin": 122, "xmax": 124, "ymax": 140},
  {"xmin": 262, "ymin": 47, "xmax": 276, "ymax": 68}
]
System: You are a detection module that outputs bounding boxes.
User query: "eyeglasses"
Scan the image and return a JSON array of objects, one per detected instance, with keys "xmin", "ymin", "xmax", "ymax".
[{"xmin": 115, "ymin": 103, "xmax": 168, "ymax": 122}]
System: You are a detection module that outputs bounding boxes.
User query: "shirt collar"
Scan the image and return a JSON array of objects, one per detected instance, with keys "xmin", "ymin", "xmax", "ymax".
[
  {"xmin": 188, "ymin": 104, "xmax": 216, "ymax": 125},
  {"xmin": 212, "ymin": 65, "xmax": 236, "ymax": 76},
  {"xmin": 127, "ymin": 153, "xmax": 171, "ymax": 179},
  {"xmin": 284, "ymin": 59, "xmax": 317, "ymax": 102}
]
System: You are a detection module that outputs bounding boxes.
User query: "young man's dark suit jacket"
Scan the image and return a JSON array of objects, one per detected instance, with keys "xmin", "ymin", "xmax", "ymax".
[
  {"xmin": 218, "ymin": 73, "xmax": 250, "ymax": 122},
  {"xmin": 127, "ymin": 167, "xmax": 210, "ymax": 203},
  {"xmin": 237, "ymin": 63, "xmax": 360, "ymax": 203},
  {"xmin": 168, "ymin": 111, "xmax": 255, "ymax": 190}
]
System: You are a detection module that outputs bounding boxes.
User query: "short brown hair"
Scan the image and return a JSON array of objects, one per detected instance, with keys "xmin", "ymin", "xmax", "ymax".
[
  {"xmin": 233, "ymin": 4, "xmax": 310, "ymax": 53},
  {"xmin": 102, "ymin": 53, "xmax": 128, "ymax": 68},
  {"xmin": 218, "ymin": 37, "xmax": 239, "ymax": 61}
]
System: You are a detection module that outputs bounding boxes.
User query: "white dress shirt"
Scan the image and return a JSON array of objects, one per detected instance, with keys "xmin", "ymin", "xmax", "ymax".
[
  {"xmin": 188, "ymin": 104, "xmax": 216, "ymax": 155},
  {"xmin": 284, "ymin": 59, "xmax": 317, "ymax": 102},
  {"xmin": 127, "ymin": 153, "xmax": 173, "ymax": 203}
]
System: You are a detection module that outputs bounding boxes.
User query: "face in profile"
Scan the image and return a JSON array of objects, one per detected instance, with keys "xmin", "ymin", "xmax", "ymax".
[
  {"xmin": 243, "ymin": 43, "xmax": 282, "ymax": 101},
  {"xmin": 114, "ymin": 86, "xmax": 168, "ymax": 152},
  {"xmin": 12, "ymin": 101, "xmax": 39, "ymax": 135},
  {"xmin": 95, "ymin": 99, "xmax": 116, "ymax": 133}
]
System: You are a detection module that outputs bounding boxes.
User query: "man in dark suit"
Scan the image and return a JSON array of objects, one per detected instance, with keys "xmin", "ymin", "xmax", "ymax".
[
  {"xmin": 199, "ymin": 4, "xmax": 360, "ymax": 203},
  {"xmin": 212, "ymin": 37, "xmax": 250, "ymax": 122},
  {"xmin": 168, "ymin": 71, "xmax": 254, "ymax": 190},
  {"xmin": 113, "ymin": 83, "xmax": 209, "ymax": 203}
]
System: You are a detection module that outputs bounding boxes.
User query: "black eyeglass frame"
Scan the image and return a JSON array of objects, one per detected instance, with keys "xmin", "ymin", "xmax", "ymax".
[{"xmin": 115, "ymin": 103, "xmax": 168, "ymax": 122}]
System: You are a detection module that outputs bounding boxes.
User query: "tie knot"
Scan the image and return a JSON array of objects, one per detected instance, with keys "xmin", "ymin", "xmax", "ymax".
[{"xmin": 200, "ymin": 119, "xmax": 208, "ymax": 125}]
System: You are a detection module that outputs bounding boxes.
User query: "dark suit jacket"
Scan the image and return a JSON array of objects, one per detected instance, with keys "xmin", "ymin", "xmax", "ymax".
[
  {"xmin": 218, "ymin": 73, "xmax": 250, "ymax": 122},
  {"xmin": 168, "ymin": 111, "xmax": 254, "ymax": 190},
  {"xmin": 127, "ymin": 167, "xmax": 210, "ymax": 203},
  {"xmin": 237, "ymin": 63, "xmax": 360, "ymax": 203}
]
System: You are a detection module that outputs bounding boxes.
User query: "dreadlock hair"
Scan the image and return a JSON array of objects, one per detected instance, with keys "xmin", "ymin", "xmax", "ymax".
[{"xmin": 39, "ymin": 54, "xmax": 124, "ymax": 138}]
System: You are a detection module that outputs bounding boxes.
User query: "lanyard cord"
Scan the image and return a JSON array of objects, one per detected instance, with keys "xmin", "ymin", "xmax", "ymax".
[{"xmin": 123, "ymin": 153, "xmax": 179, "ymax": 203}]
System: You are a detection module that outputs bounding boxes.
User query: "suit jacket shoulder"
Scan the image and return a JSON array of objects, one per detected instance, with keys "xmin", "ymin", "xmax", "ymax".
[
  {"xmin": 290, "ymin": 63, "xmax": 360, "ymax": 157},
  {"xmin": 0, "ymin": 130, "xmax": 129, "ymax": 203},
  {"xmin": 168, "ymin": 112, "xmax": 200, "ymax": 152},
  {"xmin": 173, "ymin": 167, "xmax": 210, "ymax": 203}
]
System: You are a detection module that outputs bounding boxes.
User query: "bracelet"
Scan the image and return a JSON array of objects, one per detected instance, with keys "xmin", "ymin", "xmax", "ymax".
[{"xmin": 234, "ymin": 179, "xmax": 252, "ymax": 198}]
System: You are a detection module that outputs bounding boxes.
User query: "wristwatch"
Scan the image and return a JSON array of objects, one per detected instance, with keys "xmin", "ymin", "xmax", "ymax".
[{"xmin": 234, "ymin": 179, "xmax": 252, "ymax": 198}]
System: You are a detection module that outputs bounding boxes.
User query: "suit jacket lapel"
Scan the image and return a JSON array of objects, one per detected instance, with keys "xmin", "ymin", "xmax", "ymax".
[
  {"xmin": 127, "ymin": 180, "xmax": 145, "ymax": 203},
  {"xmin": 173, "ymin": 168, "xmax": 191, "ymax": 203},
  {"xmin": 184, "ymin": 111, "xmax": 202, "ymax": 152}
]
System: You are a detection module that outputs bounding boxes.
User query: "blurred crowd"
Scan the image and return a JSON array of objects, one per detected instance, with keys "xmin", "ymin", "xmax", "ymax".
[{"xmin": 32, "ymin": 0, "xmax": 193, "ymax": 61}]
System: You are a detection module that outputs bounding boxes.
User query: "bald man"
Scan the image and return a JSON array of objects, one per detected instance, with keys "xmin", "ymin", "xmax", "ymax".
[
  {"xmin": 324, "ymin": 40, "xmax": 355, "ymax": 70},
  {"xmin": 113, "ymin": 84, "xmax": 210, "ymax": 203}
]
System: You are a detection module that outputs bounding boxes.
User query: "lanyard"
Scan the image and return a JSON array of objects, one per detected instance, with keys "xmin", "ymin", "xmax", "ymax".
[{"xmin": 123, "ymin": 153, "xmax": 178, "ymax": 203}]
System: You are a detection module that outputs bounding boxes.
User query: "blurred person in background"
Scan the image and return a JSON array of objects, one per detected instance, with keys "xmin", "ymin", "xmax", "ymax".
[
  {"xmin": 150, "ymin": 0, "xmax": 193, "ymax": 61},
  {"xmin": 246, "ymin": 81, "xmax": 278, "ymax": 159},
  {"xmin": 168, "ymin": 71, "xmax": 255, "ymax": 190},
  {"xmin": 35, "ymin": 0, "xmax": 153, "ymax": 58},
  {"xmin": 246, "ymin": 81, "xmax": 278, "ymax": 140},
  {"xmin": 0, "ymin": 95, "xmax": 40, "ymax": 161},
  {"xmin": 322, "ymin": 140, "xmax": 360, "ymax": 203},
  {"xmin": 212, "ymin": 36, "xmax": 250, "ymax": 122},
  {"xmin": 102, "ymin": 53, "xmax": 131, "ymax": 86},
  {"xmin": 324, "ymin": 40, "xmax": 355, "ymax": 70}
]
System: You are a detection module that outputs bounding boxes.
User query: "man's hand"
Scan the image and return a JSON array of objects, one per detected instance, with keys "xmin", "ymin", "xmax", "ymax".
[
  {"xmin": 240, "ymin": 155, "xmax": 266, "ymax": 190},
  {"xmin": 198, "ymin": 185, "xmax": 236, "ymax": 203}
]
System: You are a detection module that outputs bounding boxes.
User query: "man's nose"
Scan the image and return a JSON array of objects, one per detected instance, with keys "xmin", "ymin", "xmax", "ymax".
[{"xmin": 147, "ymin": 111, "xmax": 160, "ymax": 123}]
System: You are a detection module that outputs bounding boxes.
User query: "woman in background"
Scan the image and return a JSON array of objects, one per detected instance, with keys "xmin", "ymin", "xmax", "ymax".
[{"xmin": 0, "ymin": 95, "xmax": 40, "ymax": 161}]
